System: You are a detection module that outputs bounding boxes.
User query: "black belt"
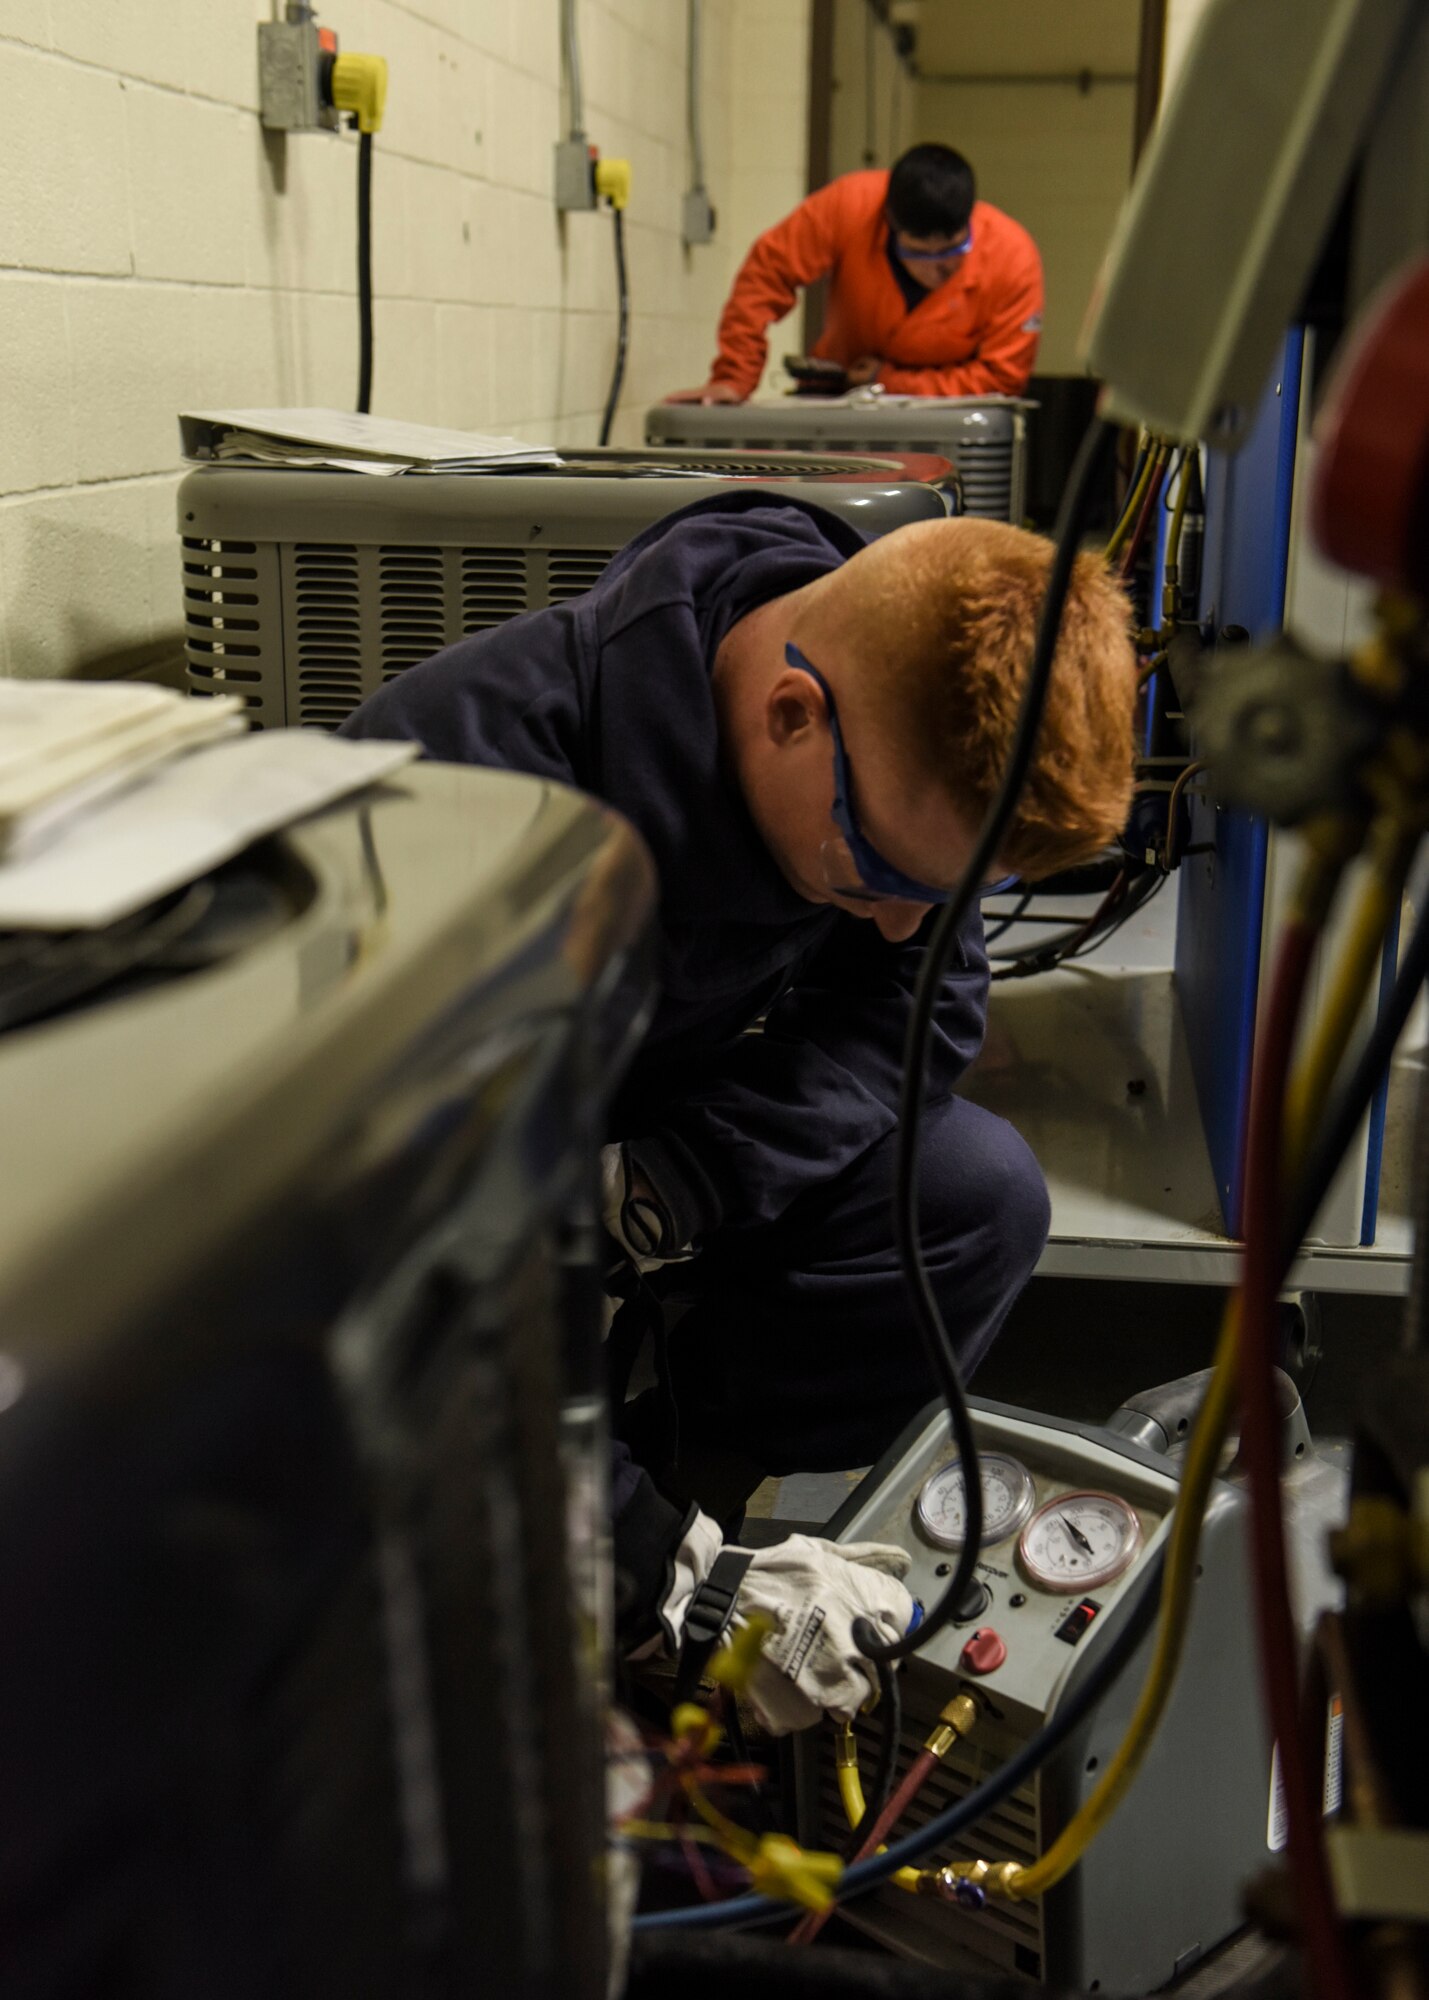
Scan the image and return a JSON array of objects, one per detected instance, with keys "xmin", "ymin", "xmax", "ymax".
[{"xmin": 673, "ymin": 1548, "xmax": 755, "ymax": 1706}]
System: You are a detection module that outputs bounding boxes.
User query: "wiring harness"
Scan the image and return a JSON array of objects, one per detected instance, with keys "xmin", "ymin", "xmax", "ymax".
[{"xmin": 980, "ymin": 431, "xmax": 1208, "ymax": 988}]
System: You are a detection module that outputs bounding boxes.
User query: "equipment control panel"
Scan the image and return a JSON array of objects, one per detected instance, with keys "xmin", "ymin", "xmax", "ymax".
[{"xmin": 833, "ymin": 1400, "xmax": 1178, "ymax": 1720}]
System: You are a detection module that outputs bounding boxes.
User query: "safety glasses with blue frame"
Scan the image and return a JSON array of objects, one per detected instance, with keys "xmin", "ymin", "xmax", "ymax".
[
  {"xmin": 888, "ymin": 223, "xmax": 974, "ymax": 265},
  {"xmin": 785, "ymin": 641, "xmax": 955, "ymax": 906}
]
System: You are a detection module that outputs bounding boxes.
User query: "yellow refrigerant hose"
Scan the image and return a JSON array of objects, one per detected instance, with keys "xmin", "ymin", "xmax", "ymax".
[{"xmin": 939, "ymin": 834, "xmax": 1401, "ymax": 1905}]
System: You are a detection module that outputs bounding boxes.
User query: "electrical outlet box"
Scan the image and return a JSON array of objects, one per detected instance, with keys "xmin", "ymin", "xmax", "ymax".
[
  {"xmin": 554, "ymin": 137, "xmax": 597, "ymax": 211},
  {"xmin": 681, "ymin": 189, "xmax": 716, "ymax": 246},
  {"xmin": 258, "ymin": 18, "xmax": 340, "ymax": 132}
]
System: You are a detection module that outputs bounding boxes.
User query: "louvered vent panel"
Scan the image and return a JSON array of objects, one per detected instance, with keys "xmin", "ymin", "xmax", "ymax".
[
  {"xmin": 294, "ymin": 544, "xmax": 364, "ymax": 728},
  {"xmin": 461, "ymin": 550, "xmax": 529, "ymax": 630},
  {"xmin": 182, "ymin": 536, "xmax": 283, "ymax": 725},
  {"xmin": 379, "ymin": 546, "xmax": 447, "ymax": 682},
  {"xmin": 655, "ymin": 452, "xmax": 891, "ymax": 477},
  {"xmin": 815, "ymin": 1706, "xmax": 1045, "ymax": 1979},
  {"xmin": 947, "ymin": 441, "xmax": 1013, "ymax": 520},
  {"xmin": 546, "ymin": 550, "xmax": 613, "ymax": 603},
  {"xmin": 647, "ymin": 407, "xmax": 1021, "ymax": 520}
]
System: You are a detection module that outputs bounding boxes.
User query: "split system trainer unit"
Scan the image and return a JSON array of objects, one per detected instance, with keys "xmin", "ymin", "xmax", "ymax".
[
  {"xmin": 180, "ymin": 446, "xmax": 959, "ymax": 731},
  {"xmin": 646, "ymin": 395, "xmax": 1033, "ymax": 522}
]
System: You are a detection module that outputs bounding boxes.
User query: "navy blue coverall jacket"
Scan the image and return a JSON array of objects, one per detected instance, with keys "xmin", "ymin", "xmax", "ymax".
[{"xmin": 342, "ymin": 494, "xmax": 1049, "ymax": 1617}]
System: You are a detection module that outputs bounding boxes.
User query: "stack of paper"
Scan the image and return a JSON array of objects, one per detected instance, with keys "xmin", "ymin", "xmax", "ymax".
[
  {"xmin": 179, "ymin": 408, "xmax": 563, "ymax": 477},
  {"xmin": 0, "ymin": 732, "xmax": 418, "ymax": 931},
  {"xmin": 0, "ymin": 680, "xmax": 246, "ymax": 863}
]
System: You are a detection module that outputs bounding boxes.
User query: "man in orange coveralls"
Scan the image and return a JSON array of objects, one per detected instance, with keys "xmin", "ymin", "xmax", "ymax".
[{"xmin": 667, "ymin": 142, "xmax": 1042, "ymax": 405}]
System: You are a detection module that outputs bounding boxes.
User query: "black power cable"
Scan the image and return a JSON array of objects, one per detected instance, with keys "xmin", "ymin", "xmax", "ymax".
[
  {"xmin": 356, "ymin": 130, "xmax": 374, "ymax": 413},
  {"xmin": 853, "ymin": 414, "xmax": 1117, "ymax": 1680},
  {"xmin": 983, "ymin": 886, "xmax": 1034, "ymax": 947},
  {"xmin": 989, "ymin": 868, "xmax": 1164, "ymax": 979},
  {"xmin": 598, "ymin": 206, "xmax": 629, "ymax": 447},
  {"xmin": 1061, "ymin": 874, "xmax": 1166, "ymax": 965}
]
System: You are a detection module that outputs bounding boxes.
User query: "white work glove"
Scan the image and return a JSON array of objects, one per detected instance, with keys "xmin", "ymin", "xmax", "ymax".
[
  {"xmin": 657, "ymin": 1512, "xmax": 914, "ymax": 1736},
  {"xmin": 733, "ymin": 1536, "xmax": 914, "ymax": 1735},
  {"xmin": 600, "ymin": 1141, "xmax": 692, "ymax": 1275}
]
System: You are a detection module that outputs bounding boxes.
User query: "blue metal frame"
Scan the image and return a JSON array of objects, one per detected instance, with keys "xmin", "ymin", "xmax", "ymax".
[
  {"xmin": 1361, "ymin": 905, "xmax": 1403, "ymax": 1244},
  {"xmin": 1174, "ymin": 332, "xmax": 1304, "ymax": 1232}
]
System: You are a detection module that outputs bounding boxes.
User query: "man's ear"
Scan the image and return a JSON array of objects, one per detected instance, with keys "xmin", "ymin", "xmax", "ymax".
[{"xmin": 765, "ymin": 668, "xmax": 824, "ymax": 749}]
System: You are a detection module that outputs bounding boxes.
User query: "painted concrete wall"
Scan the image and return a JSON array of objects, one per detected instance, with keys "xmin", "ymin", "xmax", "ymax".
[
  {"xmin": 0, "ymin": 0, "xmax": 810, "ymax": 678},
  {"xmin": 912, "ymin": 75, "xmax": 1134, "ymax": 374}
]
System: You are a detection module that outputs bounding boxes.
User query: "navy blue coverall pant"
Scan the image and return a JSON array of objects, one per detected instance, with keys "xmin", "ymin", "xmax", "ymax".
[{"xmin": 657, "ymin": 1092, "xmax": 1047, "ymax": 1476}]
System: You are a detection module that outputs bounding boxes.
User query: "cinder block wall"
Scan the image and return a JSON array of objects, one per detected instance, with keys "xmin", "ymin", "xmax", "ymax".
[{"xmin": 0, "ymin": 0, "xmax": 810, "ymax": 680}]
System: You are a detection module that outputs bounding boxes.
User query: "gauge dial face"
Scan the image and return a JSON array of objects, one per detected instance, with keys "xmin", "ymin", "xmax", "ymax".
[
  {"xmin": 1017, "ymin": 1490, "xmax": 1143, "ymax": 1593},
  {"xmin": 916, "ymin": 1453, "xmax": 1036, "ymax": 1550}
]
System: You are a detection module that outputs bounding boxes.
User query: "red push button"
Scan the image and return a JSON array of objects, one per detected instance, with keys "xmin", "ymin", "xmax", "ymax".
[{"xmin": 959, "ymin": 1627, "xmax": 1007, "ymax": 1675}]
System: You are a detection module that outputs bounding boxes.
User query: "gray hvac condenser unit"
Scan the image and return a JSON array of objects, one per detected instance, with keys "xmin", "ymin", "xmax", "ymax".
[
  {"xmin": 646, "ymin": 396, "xmax": 1032, "ymax": 522},
  {"xmin": 0, "ymin": 762, "xmax": 655, "ymax": 2000},
  {"xmin": 180, "ymin": 446, "xmax": 958, "ymax": 731}
]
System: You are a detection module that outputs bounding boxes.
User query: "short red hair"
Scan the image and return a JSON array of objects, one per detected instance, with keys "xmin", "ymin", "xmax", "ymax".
[{"xmin": 815, "ymin": 519, "xmax": 1137, "ymax": 879}]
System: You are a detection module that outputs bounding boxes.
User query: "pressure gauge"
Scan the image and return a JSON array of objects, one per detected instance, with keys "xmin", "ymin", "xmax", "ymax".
[
  {"xmin": 1017, "ymin": 1490, "xmax": 1143, "ymax": 1593},
  {"xmin": 916, "ymin": 1452, "xmax": 1036, "ymax": 1550}
]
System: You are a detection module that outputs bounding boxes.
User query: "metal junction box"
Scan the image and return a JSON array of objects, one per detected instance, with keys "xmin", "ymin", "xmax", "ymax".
[{"xmin": 257, "ymin": 17, "xmax": 341, "ymax": 132}]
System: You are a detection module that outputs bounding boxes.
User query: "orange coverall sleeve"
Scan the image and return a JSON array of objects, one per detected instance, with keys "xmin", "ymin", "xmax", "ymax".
[
  {"xmin": 878, "ymin": 237, "xmax": 1044, "ymax": 397},
  {"xmin": 709, "ymin": 181, "xmax": 852, "ymax": 397}
]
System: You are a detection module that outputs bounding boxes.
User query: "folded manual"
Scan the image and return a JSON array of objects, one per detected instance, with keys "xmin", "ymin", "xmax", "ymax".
[
  {"xmin": 0, "ymin": 681, "xmax": 246, "ymax": 862},
  {"xmin": 0, "ymin": 730, "xmax": 418, "ymax": 930},
  {"xmin": 179, "ymin": 407, "xmax": 562, "ymax": 475}
]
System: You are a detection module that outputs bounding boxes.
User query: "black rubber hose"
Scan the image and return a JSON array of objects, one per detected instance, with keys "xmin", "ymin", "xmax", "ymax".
[
  {"xmin": 1281, "ymin": 878, "xmax": 1429, "ymax": 1296},
  {"xmin": 356, "ymin": 131, "xmax": 374, "ymax": 414},
  {"xmin": 856, "ymin": 414, "xmax": 1118, "ymax": 1672},
  {"xmin": 983, "ymin": 887, "xmax": 1034, "ymax": 946},
  {"xmin": 599, "ymin": 206, "xmax": 629, "ymax": 447},
  {"xmin": 990, "ymin": 868, "xmax": 1163, "ymax": 978}
]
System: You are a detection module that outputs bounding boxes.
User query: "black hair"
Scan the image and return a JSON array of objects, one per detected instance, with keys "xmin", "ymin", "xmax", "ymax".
[{"xmin": 887, "ymin": 143, "xmax": 976, "ymax": 239}]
